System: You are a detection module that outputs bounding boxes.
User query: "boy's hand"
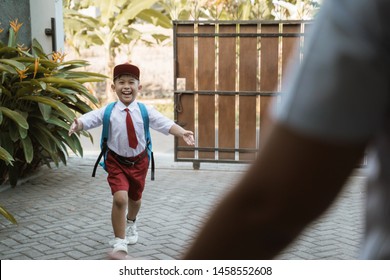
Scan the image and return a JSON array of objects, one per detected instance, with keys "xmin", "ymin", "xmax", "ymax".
[
  {"xmin": 169, "ymin": 124, "xmax": 195, "ymax": 145},
  {"xmin": 183, "ymin": 130, "xmax": 195, "ymax": 146},
  {"xmin": 68, "ymin": 118, "xmax": 81, "ymax": 136}
]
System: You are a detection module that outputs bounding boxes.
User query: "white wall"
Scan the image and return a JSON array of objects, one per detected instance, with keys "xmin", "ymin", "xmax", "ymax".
[{"xmin": 29, "ymin": 0, "xmax": 64, "ymax": 54}]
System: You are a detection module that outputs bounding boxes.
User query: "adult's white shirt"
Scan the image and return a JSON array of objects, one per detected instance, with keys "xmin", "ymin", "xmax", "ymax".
[{"xmin": 273, "ymin": 0, "xmax": 390, "ymax": 259}]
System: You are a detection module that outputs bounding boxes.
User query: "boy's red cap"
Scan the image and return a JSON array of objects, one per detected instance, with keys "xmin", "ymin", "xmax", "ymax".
[{"xmin": 113, "ymin": 63, "xmax": 140, "ymax": 80}]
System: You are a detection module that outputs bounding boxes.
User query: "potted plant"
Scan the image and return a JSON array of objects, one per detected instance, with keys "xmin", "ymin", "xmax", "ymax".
[{"xmin": 0, "ymin": 19, "xmax": 106, "ymax": 223}]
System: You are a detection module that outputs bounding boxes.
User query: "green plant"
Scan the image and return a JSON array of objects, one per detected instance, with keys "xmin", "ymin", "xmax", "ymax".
[
  {"xmin": 63, "ymin": 0, "xmax": 171, "ymax": 102},
  {"xmin": 0, "ymin": 19, "xmax": 106, "ymax": 222}
]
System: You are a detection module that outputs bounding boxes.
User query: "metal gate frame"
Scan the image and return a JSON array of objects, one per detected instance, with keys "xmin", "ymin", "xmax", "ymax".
[{"xmin": 173, "ymin": 20, "xmax": 311, "ymax": 169}]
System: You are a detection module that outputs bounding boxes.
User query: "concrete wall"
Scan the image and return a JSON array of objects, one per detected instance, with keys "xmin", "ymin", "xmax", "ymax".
[
  {"xmin": 30, "ymin": 0, "xmax": 64, "ymax": 53},
  {"xmin": 0, "ymin": 0, "xmax": 32, "ymax": 46},
  {"xmin": 0, "ymin": 0, "xmax": 64, "ymax": 53}
]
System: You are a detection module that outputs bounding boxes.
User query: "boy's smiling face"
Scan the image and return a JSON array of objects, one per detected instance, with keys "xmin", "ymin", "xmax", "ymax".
[{"xmin": 112, "ymin": 75, "xmax": 142, "ymax": 106}]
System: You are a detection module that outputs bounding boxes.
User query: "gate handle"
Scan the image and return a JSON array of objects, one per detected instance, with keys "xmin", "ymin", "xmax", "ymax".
[
  {"xmin": 44, "ymin": 17, "xmax": 57, "ymax": 52},
  {"xmin": 174, "ymin": 92, "xmax": 183, "ymax": 113}
]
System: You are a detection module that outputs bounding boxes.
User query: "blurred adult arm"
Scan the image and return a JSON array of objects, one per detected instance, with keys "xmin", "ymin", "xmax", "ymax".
[
  {"xmin": 183, "ymin": 118, "xmax": 367, "ymax": 259},
  {"xmin": 183, "ymin": 0, "xmax": 387, "ymax": 259}
]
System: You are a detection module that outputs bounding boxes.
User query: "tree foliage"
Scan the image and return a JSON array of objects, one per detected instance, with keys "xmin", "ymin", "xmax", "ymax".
[
  {"xmin": 62, "ymin": 0, "xmax": 321, "ymax": 102},
  {"xmin": 158, "ymin": 0, "xmax": 321, "ymax": 21},
  {"xmin": 63, "ymin": 0, "xmax": 172, "ymax": 102}
]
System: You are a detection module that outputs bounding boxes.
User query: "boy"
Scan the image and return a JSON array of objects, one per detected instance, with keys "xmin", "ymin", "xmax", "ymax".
[{"xmin": 68, "ymin": 63, "xmax": 195, "ymax": 254}]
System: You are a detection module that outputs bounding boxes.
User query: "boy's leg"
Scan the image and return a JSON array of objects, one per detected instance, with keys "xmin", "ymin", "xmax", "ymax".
[
  {"xmin": 126, "ymin": 198, "xmax": 141, "ymax": 244},
  {"xmin": 125, "ymin": 155, "xmax": 149, "ymax": 244},
  {"xmin": 127, "ymin": 198, "xmax": 141, "ymax": 221},
  {"xmin": 109, "ymin": 190, "xmax": 129, "ymax": 253},
  {"xmin": 111, "ymin": 190, "xmax": 128, "ymax": 238}
]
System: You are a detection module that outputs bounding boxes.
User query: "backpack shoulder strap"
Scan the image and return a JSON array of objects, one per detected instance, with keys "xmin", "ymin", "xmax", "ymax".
[
  {"xmin": 101, "ymin": 102, "xmax": 116, "ymax": 147},
  {"xmin": 138, "ymin": 102, "xmax": 155, "ymax": 181},
  {"xmin": 92, "ymin": 102, "xmax": 116, "ymax": 177},
  {"xmin": 137, "ymin": 102, "xmax": 150, "ymax": 142}
]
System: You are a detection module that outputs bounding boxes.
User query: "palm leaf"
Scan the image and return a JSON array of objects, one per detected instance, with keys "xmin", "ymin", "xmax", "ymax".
[
  {"xmin": 58, "ymin": 150, "xmax": 67, "ymax": 166},
  {"xmin": 0, "ymin": 206, "xmax": 17, "ymax": 224},
  {"xmin": 30, "ymin": 124, "xmax": 55, "ymax": 153},
  {"xmin": 0, "ymin": 146, "xmax": 14, "ymax": 165},
  {"xmin": 0, "ymin": 62, "xmax": 17, "ymax": 73},
  {"xmin": 66, "ymin": 71, "xmax": 108, "ymax": 78},
  {"xmin": 8, "ymin": 121, "xmax": 20, "ymax": 142},
  {"xmin": 46, "ymin": 85, "xmax": 78, "ymax": 103},
  {"xmin": 0, "ymin": 46, "xmax": 19, "ymax": 56},
  {"xmin": 71, "ymin": 77, "xmax": 106, "ymax": 83},
  {"xmin": 30, "ymin": 79, "xmax": 47, "ymax": 90},
  {"xmin": 18, "ymin": 126, "xmax": 28, "ymax": 139},
  {"xmin": 21, "ymin": 135, "xmax": 34, "ymax": 163},
  {"xmin": 58, "ymin": 130, "xmax": 83, "ymax": 157},
  {"xmin": 32, "ymin": 39, "xmax": 48, "ymax": 59},
  {"xmin": 32, "ymin": 123, "xmax": 65, "ymax": 154},
  {"xmin": 14, "ymin": 57, "xmax": 57, "ymax": 69},
  {"xmin": 46, "ymin": 116, "xmax": 71, "ymax": 131},
  {"xmin": 137, "ymin": 9, "xmax": 172, "ymax": 28},
  {"xmin": 0, "ymin": 107, "xmax": 29, "ymax": 129},
  {"xmin": 18, "ymin": 95, "xmax": 76, "ymax": 122},
  {"xmin": 38, "ymin": 103, "xmax": 52, "ymax": 121},
  {"xmin": 0, "ymin": 134, "xmax": 14, "ymax": 156},
  {"xmin": 0, "ymin": 58, "xmax": 26, "ymax": 70},
  {"xmin": 119, "ymin": 0, "xmax": 159, "ymax": 22}
]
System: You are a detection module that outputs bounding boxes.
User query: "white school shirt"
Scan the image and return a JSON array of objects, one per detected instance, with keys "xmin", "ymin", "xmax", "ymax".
[
  {"xmin": 79, "ymin": 100, "xmax": 174, "ymax": 157},
  {"xmin": 272, "ymin": 0, "xmax": 390, "ymax": 259}
]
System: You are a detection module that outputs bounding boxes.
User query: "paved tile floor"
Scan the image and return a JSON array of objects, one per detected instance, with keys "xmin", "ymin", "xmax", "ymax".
[{"xmin": 0, "ymin": 128, "xmax": 367, "ymax": 260}]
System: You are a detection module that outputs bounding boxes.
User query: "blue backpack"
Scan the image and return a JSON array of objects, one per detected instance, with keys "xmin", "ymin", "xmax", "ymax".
[{"xmin": 92, "ymin": 101, "xmax": 154, "ymax": 180}]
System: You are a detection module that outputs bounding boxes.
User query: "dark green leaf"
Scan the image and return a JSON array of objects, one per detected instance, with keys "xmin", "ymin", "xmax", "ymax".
[
  {"xmin": 30, "ymin": 125, "xmax": 55, "ymax": 153},
  {"xmin": 32, "ymin": 39, "xmax": 48, "ymax": 59},
  {"xmin": 0, "ymin": 58, "xmax": 26, "ymax": 70},
  {"xmin": 0, "ymin": 107, "xmax": 29, "ymax": 129},
  {"xmin": 38, "ymin": 103, "xmax": 52, "ymax": 121},
  {"xmin": 0, "ymin": 62, "xmax": 17, "ymax": 73},
  {"xmin": 46, "ymin": 116, "xmax": 70, "ymax": 131},
  {"xmin": 0, "ymin": 206, "xmax": 17, "ymax": 224},
  {"xmin": 137, "ymin": 9, "xmax": 172, "ymax": 28},
  {"xmin": 8, "ymin": 122, "xmax": 20, "ymax": 142},
  {"xmin": 18, "ymin": 95, "xmax": 76, "ymax": 122},
  {"xmin": 21, "ymin": 135, "xmax": 34, "ymax": 163},
  {"xmin": 0, "ymin": 146, "xmax": 14, "ymax": 166}
]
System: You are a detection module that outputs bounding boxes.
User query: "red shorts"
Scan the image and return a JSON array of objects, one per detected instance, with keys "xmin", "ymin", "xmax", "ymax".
[{"xmin": 105, "ymin": 150, "xmax": 149, "ymax": 201}]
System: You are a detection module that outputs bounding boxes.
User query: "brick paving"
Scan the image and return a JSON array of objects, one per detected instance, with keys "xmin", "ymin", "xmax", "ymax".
[{"xmin": 0, "ymin": 129, "xmax": 367, "ymax": 260}]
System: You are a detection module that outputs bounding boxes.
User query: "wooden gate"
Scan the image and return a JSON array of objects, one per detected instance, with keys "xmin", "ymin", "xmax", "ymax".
[{"xmin": 173, "ymin": 20, "xmax": 310, "ymax": 168}]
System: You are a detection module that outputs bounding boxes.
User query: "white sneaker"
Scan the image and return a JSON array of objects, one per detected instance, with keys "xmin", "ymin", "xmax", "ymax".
[
  {"xmin": 109, "ymin": 237, "xmax": 128, "ymax": 253},
  {"xmin": 126, "ymin": 219, "xmax": 138, "ymax": 245}
]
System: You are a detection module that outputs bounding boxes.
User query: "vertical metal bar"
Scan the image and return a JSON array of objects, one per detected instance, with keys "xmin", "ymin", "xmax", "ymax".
[
  {"xmin": 175, "ymin": 24, "xmax": 195, "ymax": 160},
  {"xmin": 198, "ymin": 24, "xmax": 216, "ymax": 160},
  {"xmin": 238, "ymin": 24, "xmax": 258, "ymax": 161},
  {"xmin": 218, "ymin": 24, "xmax": 237, "ymax": 160},
  {"xmin": 259, "ymin": 23, "xmax": 279, "ymax": 146}
]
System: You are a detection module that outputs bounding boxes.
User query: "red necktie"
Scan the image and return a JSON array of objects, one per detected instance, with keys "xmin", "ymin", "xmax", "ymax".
[{"xmin": 124, "ymin": 108, "xmax": 138, "ymax": 148}]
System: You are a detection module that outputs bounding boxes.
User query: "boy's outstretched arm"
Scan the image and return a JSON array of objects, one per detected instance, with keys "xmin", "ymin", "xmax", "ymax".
[
  {"xmin": 68, "ymin": 118, "xmax": 84, "ymax": 136},
  {"xmin": 169, "ymin": 124, "xmax": 195, "ymax": 146}
]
